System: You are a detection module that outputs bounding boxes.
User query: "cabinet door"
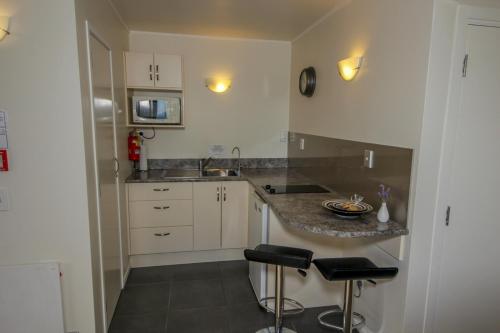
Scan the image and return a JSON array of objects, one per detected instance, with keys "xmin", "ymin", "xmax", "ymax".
[
  {"xmin": 125, "ymin": 52, "xmax": 154, "ymax": 88},
  {"xmin": 193, "ymin": 182, "xmax": 222, "ymax": 250},
  {"xmin": 222, "ymin": 181, "xmax": 249, "ymax": 249},
  {"xmin": 154, "ymin": 54, "xmax": 183, "ymax": 90}
]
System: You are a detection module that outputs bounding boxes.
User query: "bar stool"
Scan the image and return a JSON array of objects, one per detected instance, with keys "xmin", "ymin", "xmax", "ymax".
[
  {"xmin": 313, "ymin": 257, "xmax": 398, "ymax": 333},
  {"xmin": 244, "ymin": 244, "xmax": 313, "ymax": 333}
]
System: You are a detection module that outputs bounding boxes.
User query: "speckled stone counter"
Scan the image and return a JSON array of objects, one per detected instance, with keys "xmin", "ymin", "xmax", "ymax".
[{"xmin": 126, "ymin": 168, "xmax": 409, "ymax": 238}]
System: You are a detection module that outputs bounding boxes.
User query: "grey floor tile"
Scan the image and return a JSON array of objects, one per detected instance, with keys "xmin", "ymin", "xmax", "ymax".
[
  {"xmin": 109, "ymin": 313, "xmax": 167, "ymax": 333},
  {"xmin": 219, "ymin": 260, "xmax": 249, "ymax": 280},
  {"xmin": 115, "ymin": 283, "xmax": 170, "ymax": 316},
  {"xmin": 222, "ymin": 276, "xmax": 257, "ymax": 305},
  {"xmin": 127, "ymin": 266, "xmax": 174, "ymax": 286},
  {"xmin": 170, "ymin": 279, "xmax": 226, "ymax": 309},
  {"xmin": 166, "ymin": 306, "xmax": 228, "ymax": 333},
  {"xmin": 171, "ymin": 262, "xmax": 221, "ymax": 281},
  {"xmin": 226, "ymin": 302, "xmax": 275, "ymax": 333}
]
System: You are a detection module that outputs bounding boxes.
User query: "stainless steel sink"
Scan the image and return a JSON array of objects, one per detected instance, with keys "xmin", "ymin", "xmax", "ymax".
[{"xmin": 202, "ymin": 168, "xmax": 239, "ymax": 177}]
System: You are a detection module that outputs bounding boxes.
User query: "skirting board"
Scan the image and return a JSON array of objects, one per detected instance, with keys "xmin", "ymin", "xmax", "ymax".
[{"xmin": 130, "ymin": 248, "xmax": 246, "ymax": 268}]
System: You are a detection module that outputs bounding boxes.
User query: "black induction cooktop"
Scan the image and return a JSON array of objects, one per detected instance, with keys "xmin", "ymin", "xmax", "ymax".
[{"xmin": 262, "ymin": 184, "xmax": 329, "ymax": 195}]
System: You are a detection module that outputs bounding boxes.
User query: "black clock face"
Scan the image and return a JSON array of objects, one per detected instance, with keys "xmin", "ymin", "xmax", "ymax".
[{"xmin": 299, "ymin": 67, "xmax": 316, "ymax": 97}]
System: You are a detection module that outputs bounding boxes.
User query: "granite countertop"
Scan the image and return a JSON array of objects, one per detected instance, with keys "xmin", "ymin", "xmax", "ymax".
[{"xmin": 126, "ymin": 168, "xmax": 409, "ymax": 238}]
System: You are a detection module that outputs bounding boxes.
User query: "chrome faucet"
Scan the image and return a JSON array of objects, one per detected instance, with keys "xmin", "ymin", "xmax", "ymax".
[
  {"xmin": 232, "ymin": 146, "xmax": 241, "ymax": 176},
  {"xmin": 199, "ymin": 156, "xmax": 213, "ymax": 176}
]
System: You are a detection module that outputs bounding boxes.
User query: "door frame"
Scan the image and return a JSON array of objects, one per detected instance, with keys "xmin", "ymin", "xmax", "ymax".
[
  {"xmin": 84, "ymin": 20, "xmax": 125, "ymax": 331},
  {"xmin": 424, "ymin": 5, "xmax": 500, "ymax": 332}
]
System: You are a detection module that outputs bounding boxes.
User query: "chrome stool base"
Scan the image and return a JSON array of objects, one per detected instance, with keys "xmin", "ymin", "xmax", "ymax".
[
  {"xmin": 258, "ymin": 296, "xmax": 305, "ymax": 316},
  {"xmin": 317, "ymin": 308, "xmax": 365, "ymax": 331},
  {"xmin": 256, "ymin": 327, "xmax": 297, "ymax": 333}
]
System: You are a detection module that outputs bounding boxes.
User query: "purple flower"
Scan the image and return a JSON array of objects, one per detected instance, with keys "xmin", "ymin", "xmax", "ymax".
[{"xmin": 378, "ymin": 184, "xmax": 391, "ymax": 202}]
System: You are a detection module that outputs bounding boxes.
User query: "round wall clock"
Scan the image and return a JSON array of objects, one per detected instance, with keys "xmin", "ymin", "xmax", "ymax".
[{"xmin": 299, "ymin": 67, "xmax": 316, "ymax": 97}]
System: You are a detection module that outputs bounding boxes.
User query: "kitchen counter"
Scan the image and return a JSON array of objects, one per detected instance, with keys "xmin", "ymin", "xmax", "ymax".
[{"xmin": 126, "ymin": 168, "xmax": 409, "ymax": 238}]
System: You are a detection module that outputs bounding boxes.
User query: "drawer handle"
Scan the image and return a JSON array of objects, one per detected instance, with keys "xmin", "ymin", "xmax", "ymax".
[
  {"xmin": 153, "ymin": 206, "xmax": 170, "ymax": 210},
  {"xmin": 154, "ymin": 232, "xmax": 171, "ymax": 237},
  {"xmin": 153, "ymin": 188, "xmax": 170, "ymax": 192}
]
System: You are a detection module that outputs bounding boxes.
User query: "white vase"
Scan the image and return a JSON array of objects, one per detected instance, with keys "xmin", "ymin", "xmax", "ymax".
[{"xmin": 377, "ymin": 202, "xmax": 390, "ymax": 223}]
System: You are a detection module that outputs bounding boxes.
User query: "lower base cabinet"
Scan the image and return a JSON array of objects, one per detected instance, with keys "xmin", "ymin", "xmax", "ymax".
[
  {"xmin": 128, "ymin": 181, "xmax": 249, "ymax": 256},
  {"xmin": 130, "ymin": 226, "xmax": 194, "ymax": 255},
  {"xmin": 193, "ymin": 181, "xmax": 249, "ymax": 250}
]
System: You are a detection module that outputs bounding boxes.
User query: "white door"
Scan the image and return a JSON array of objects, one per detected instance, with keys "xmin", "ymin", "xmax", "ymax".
[
  {"xmin": 154, "ymin": 54, "xmax": 183, "ymax": 90},
  {"xmin": 222, "ymin": 181, "xmax": 249, "ymax": 248},
  {"xmin": 125, "ymin": 52, "xmax": 155, "ymax": 88},
  {"xmin": 88, "ymin": 32, "xmax": 122, "ymax": 328},
  {"xmin": 433, "ymin": 24, "xmax": 500, "ymax": 333},
  {"xmin": 193, "ymin": 182, "xmax": 222, "ymax": 250}
]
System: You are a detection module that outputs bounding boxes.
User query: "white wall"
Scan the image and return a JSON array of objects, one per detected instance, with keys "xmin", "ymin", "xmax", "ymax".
[
  {"xmin": 0, "ymin": 1, "xmax": 96, "ymax": 332},
  {"xmin": 290, "ymin": 0, "xmax": 433, "ymax": 149},
  {"xmin": 129, "ymin": 32, "xmax": 291, "ymax": 159},
  {"xmin": 289, "ymin": 1, "xmax": 434, "ymax": 332}
]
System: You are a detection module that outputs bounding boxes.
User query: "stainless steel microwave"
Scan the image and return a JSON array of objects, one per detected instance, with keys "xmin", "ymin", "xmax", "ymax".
[{"xmin": 132, "ymin": 95, "xmax": 182, "ymax": 125}]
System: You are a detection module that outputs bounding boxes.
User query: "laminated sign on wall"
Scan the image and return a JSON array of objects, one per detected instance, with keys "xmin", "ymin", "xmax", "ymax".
[{"xmin": 0, "ymin": 111, "xmax": 8, "ymax": 171}]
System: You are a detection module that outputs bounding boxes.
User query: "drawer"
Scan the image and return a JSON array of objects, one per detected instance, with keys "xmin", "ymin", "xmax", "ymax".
[
  {"xmin": 130, "ymin": 200, "xmax": 193, "ymax": 228},
  {"xmin": 130, "ymin": 226, "xmax": 193, "ymax": 255},
  {"xmin": 129, "ymin": 183, "xmax": 193, "ymax": 201}
]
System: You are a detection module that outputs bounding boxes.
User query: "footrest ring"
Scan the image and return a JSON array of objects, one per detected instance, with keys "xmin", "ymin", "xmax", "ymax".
[
  {"xmin": 317, "ymin": 308, "xmax": 366, "ymax": 330},
  {"xmin": 258, "ymin": 297, "xmax": 305, "ymax": 316}
]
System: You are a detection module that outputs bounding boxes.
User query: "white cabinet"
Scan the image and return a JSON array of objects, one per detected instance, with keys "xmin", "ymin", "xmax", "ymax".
[
  {"xmin": 193, "ymin": 182, "xmax": 222, "ymax": 250},
  {"xmin": 222, "ymin": 182, "xmax": 249, "ymax": 248},
  {"xmin": 125, "ymin": 52, "xmax": 183, "ymax": 90},
  {"xmin": 154, "ymin": 54, "xmax": 183, "ymax": 90},
  {"xmin": 125, "ymin": 52, "xmax": 155, "ymax": 88},
  {"xmin": 128, "ymin": 182, "xmax": 194, "ymax": 255},
  {"xmin": 128, "ymin": 181, "xmax": 249, "ymax": 256},
  {"xmin": 193, "ymin": 181, "xmax": 249, "ymax": 250}
]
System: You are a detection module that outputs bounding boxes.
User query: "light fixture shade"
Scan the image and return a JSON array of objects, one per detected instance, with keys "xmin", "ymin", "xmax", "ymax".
[
  {"xmin": 338, "ymin": 56, "xmax": 363, "ymax": 81},
  {"xmin": 0, "ymin": 16, "xmax": 10, "ymax": 41},
  {"xmin": 206, "ymin": 78, "xmax": 232, "ymax": 93}
]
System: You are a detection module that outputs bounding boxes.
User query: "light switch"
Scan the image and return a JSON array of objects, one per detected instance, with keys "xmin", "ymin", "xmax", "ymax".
[
  {"xmin": 299, "ymin": 138, "xmax": 305, "ymax": 151},
  {"xmin": 0, "ymin": 187, "xmax": 9, "ymax": 211},
  {"xmin": 364, "ymin": 150, "xmax": 375, "ymax": 168}
]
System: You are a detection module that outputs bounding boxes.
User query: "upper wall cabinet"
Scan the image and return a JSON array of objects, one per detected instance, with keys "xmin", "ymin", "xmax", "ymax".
[{"xmin": 125, "ymin": 52, "xmax": 183, "ymax": 90}]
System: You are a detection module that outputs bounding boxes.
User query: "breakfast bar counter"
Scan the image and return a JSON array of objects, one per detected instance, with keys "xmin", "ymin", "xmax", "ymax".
[{"xmin": 126, "ymin": 168, "xmax": 409, "ymax": 238}]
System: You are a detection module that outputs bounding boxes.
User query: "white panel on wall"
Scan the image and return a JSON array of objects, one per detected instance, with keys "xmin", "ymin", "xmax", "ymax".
[{"xmin": 0, "ymin": 263, "xmax": 65, "ymax": 333}]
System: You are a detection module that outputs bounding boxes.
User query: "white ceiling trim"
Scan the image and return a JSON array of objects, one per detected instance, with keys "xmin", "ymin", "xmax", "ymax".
[
  {"xmin": 129, "ymin": 30, "xmax": 292, "ymax": 44},
  {"xmin": 292, "ymin": 0, "xmax": 351, "ymax": 43},
  {"xmin": 106, "ymin": 0, "xmax": 130, "ymax": 31}
]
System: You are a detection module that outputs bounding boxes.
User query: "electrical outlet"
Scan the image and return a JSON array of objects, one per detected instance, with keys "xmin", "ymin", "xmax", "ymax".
[
  {"xmin": 299, "ymin": 138, "xmax": 305, "ymax": 151},
  {"xmin": 0, "ymin": 187, "xmax": 9, "ymax": 211},
  {"xmin": 280, "ymin": 130, "xmax": 289, "ymax": 143}
]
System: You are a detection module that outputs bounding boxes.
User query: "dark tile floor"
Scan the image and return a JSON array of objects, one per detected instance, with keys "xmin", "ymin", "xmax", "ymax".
[{"xmin": 109, "ymin": 260, "xmax": 354, "ymax": 333}]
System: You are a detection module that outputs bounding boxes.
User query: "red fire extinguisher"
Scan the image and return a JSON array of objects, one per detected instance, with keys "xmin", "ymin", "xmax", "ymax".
[{"xmin": 128, "ymin": 130, "xmax": 140, "ymax": 162}]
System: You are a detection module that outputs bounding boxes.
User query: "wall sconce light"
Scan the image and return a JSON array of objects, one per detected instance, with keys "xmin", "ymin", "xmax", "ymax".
[
  {"xmin": 337, "ymin": 56, "xmax": 363, "ymax": 81},
  {"xmin": 0, "ymin": 16, "xmax": 10, "ymax": 41},
  {"xmin": 206, "ymin": 78, "xmax": 232, "ymax": 93}
]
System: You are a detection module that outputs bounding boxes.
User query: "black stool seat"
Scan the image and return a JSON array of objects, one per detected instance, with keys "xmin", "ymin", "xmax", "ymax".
[
  {"xmin": 244, "ymin": 244, "xmax": 313, "ymax": 269},
  {"xmin": 313, "ymin": 257, "xmax": 398, "ymax": 281}
]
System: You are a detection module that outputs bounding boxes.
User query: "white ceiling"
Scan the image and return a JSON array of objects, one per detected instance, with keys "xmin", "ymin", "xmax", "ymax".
[{"xmin": 110, "ymin": 0, "xmax": 345, "ymax": 41}]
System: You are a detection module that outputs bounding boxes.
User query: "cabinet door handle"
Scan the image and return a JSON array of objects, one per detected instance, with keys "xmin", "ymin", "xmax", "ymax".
[
  {"xmin": 153, "ymin": 188, "xmax": 170, "ymax": 192},
  {"xmin": 217, "ymin": 187, "xmax": 220, "ymax": 202},
  {"xmin": 149, "ymin": 65, "xmax": 153, "ymax": 81},
  {"xmin": 224, "ymin": 192, "xmax": 227, "ymax": 202},
  {"xmin": 156, "ymin": 65, "xmax": 159, "ymax": 81},
  {"xmin": 154, "ymin": 232, "xmax": 170, "ymax": 237}
]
